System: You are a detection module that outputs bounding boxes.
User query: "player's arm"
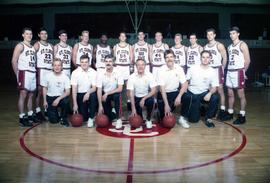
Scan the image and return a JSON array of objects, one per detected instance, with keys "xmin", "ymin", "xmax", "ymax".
[
  {"xmin": 218, "ymin": 43, "xmax": 227, "ymax": 69},
  {"xmin": 129, "ymin": 89, "xmax": 137, "ymax": 116},
  {"xmin": 53, "ymin": 44, "xmax": 58, "ymax": 58},
  {"xmin": 72, "ymin": 43, "xmax": 79, "ymax": 67},
  {"xmin": 164, "ymin": 43, "xmax": 169, "ymax": 50},
  {"xmin": 241, "ymin": 42, "xmax": 251, "ymax": 72},
  {"xmin": 97, "ymin": 87, "xmax": 104, "ymax": 114},
  {"xmin": 33, "ymin": 42, "xmax": 40, "ymax": 52},
  {"xmin": 149, "ymin": 45, "xmax": 153, "ymax": 64},
  {"xmin": 129, "ymin": 44, "xmax": 134, "ymax": 64},
  {"xmin": 43, "ymin": 86, "xmax": 48, "ymax": 109},
  {"xmin": 105, "ymin": 84, "xmax": 123, "ymax": 96},
  {"xmin": 11, "ymin": 43, "xmax": 23, "ymax": 76},
  {"xmin": 92, "ymin": 46, "xmax": 97, "ymax": 67},
  {"xmin": 199, "ymin": 45, "xmax": 203, "ymax": 53},
  {"xmin": 113, "ymin": 45, "xmax": 116, "ymax": 57},
  {"xmin": 160, "ymin": 85, "xmax": 171, "ymax": 115},
  {"xmin": 72, "ymin": 84, "xmax": 78, "ymax": 112},
  {"xmin": 177, "ymin": 81, "xmax": 188, "ymax": 99}
]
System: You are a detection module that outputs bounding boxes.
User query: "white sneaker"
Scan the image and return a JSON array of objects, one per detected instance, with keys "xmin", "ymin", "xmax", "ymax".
[
  {"xmin": 87, "ymin": 118, "xmax": 94, "ymax": 128},
  {"xmin": 146, "ymin": 120, "xmax": 152, "ymax": 129},
  {"xmin": 115, "ymin": 119, "xmax": 122, "ymax": 129},
  {"xmin": 178, "ymin": 116, "xmax": 190, "ymax": 129},
  {"xmin": 112, "ymin": 107, "xmax": 116, "ymax": 114}
]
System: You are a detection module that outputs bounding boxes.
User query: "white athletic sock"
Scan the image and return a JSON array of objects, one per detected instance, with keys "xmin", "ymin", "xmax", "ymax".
[
  {"xmin": 127, "ymin": 99, "xmax": 130, "ymax": 103},
  {"xmin": 220, "ymin": 105, "xmax": 225, "ymax": 110},
  {"xmin": 240, "ymin": 110, "xmax": 246, "ymax": 116},
  {"xmin": 28, "ymin": 111, "xmax": 34, "ymax": 116},
  {"xmin": 19, "ymin": 113, "xmax": 25, "ymax": 118},
  {"xmin": 36, "ymin": 107, "xmax": 41, "ymax": 113},
  {"xmin": 228, "ymin": 109, "xmax": 234, "ymax": 114}
]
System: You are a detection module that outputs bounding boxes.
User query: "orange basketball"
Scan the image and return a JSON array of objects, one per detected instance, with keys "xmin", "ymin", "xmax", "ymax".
[
  {"xmin": 70, "ymin": 113, "xmax": 84, "ymax": 127},
  {"xmin": 95, "ymin": 114, "xmax": 109, "ymax": 128},
  {"xmin": 129, "ymin": 115, "xmax": 143, "ymax": 128},
  {"xmin": 162, "ymin": 115, "xmax": 176, "ymax": 128}
]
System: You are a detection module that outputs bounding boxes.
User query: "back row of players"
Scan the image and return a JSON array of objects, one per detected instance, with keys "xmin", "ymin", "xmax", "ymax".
[{"xmin": 12, "ymin": 26, "xmax": 250, "ymax": 128}]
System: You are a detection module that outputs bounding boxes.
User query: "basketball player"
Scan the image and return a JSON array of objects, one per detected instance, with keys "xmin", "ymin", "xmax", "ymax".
[
  {"xmin": 93, "ymin": 33, "xmax": 112, "ymax": 73},
  {"xmin": 204, "ymin": 28, "xmax": 227, "ymax": 120},
  {"xmin": 171, "ymin": 33, "xmax": 187, "ymax": 72},
  {"xmin": 42, "ymin": 58, "xmax": 70, "ymax": 127},
  {"xmin": 34, "ymin": 28, "xmax": 54, "ymax": 121},
  {"xmin": 12, "ymin": 27, "xmax": 37, "ymax": 127},
  {"xmin": 71, "ymin": 55, "xmax": 97, "ymax": 128},
  {"xmin": 222, "ymin": 27, "xmax": 250, "ymax": 124},
  {"xmin": 97, "ymin": 55, "xmax": 124, "ymax": 129},
  {"xmin": 186, "ymin": 33, "xmax": 203, "ymax": 71},
  {"xmin": 132, "ymin": 31, "xmax": 151, "ymax": 73},
  {"xmin": 72, "ymin": 30, "xmax": 93, "ymax": 67},
  {"xmin": 54, "ymin": 30, "xmax": 72, "ymax": 77},
  {"xmin": 157, "ymin": 50, "xmax": 190, "ymax": 128},
  {"xmin": 182, "ymin": 50, "xmax": 219, "ymax": 128},
  {"xmin": 127, "ymin": 58, "xmax": 157, "ymax": 129},
  {"xmin": 150, "ymin": 32, "xmax": 169, "ymax": 77}
]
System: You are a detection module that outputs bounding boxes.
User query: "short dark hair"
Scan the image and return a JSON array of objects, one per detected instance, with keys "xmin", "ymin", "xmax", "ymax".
[
  {"xmin": 100, "ymin": 33, "xmax": 108, "ymax": 37},
  {"xmin": 58, "ymin": 29, "xmax": 67, "ymax": 36},
  {"xmin": 80, "ymin": 54, "xmax": 89, "ymax": 61},
  {"xmin": 22, "ymin": 27, "xmax": 32, "ymax": 34},
  {"xmin": 104, "ymin": 54, "xmax": 115, "ymax": 61},
  {"xmin": 201, "ymin": 50, "xmax": 212, "ymax": 57},
  {"xmin": 38, "ymin": 27, "xmax": 47, "ymax": 34},
  {"xmin": 189, "ymin": 33, "xmax": 197, "ymax": 38},
  {"xmin": 164, "ymin": 49, "xmax": 175, "ymax": 58},
  {"xmin": 206, "ymin": 28, "xmax": 216, "ymax": 34},
  {"xmin": 135, "ymin": 58, "xmax": 146, "ymax": 65},
  {"xmin": 230, "ymin": 26, "xmax": 240, "ymax": 33},
  {"xmin": 174, "ymin": 33, "xmax": 182, "ymax": 38}
]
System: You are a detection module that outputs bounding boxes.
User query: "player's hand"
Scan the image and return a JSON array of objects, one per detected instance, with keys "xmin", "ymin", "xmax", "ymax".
[
  {"xmin": 102, "ymin": 93, "xmax": 108, "ymax": 101},
  {"xmin": 204, "ymin": 92, "xmax": 211, "ymax": 102},
  {"xmin": 98, "ymin": 106, "xmax": 104, "ymax": 115},
  {"xmin": 43, "ymin": 101, "xmax": 48, "ymax": 109},
  {"xmin": 73, "ymin": 104, "xmax": 78, "ymax": 113},
  {"xmin": 52, "ymin": 98, "xmax": 60, "ymax": 107},
  {"xmin": 174, "ymin": 96, "xmax": 181, "ymax": 106},
  {"xmin": 139, "ymin": 98, "xmax": 145, "ymax": 108},
  {"xmin": 131, "ymin": 109, "xmax": 137, "ymax": 117},
  {"xmin": 164, "ymin": 104, "xmax": 171, "ymax": 116},
  {"xmin": 83, "ymin": 93, "xmax": 90, "ymax": 102}
]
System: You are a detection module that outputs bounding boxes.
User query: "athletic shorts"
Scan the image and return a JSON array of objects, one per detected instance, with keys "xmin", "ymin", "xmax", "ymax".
[
  {"xmin": 114, "ymin": 65, "xmax": 130, "ymax": 81},
  {"xmin": 37, "ymin": 68, "xmax": 52, "ymax": 86},
  {"xmin": 226, "ymin": 69, "xmax": 245, "ymax": 89},
  {"xmin": 212, "ymin": 66, "xmax": 224, "ymax": 85},
  {"xmin": 17, "ymin": 70, "xmax": 36, "ymax": 92}
]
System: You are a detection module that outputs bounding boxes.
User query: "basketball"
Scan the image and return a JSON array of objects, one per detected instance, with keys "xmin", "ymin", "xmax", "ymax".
[
  {"xmin": 129, "ymin": 115, "xmax": 143, "ymax": 128},
  {"xmin": 95, "ymin": 114, "xmax": 109, "ymax": 128},
  {"xmin": 162, "ymin": 115, "xmax": 176, "ymax": 128},
  {"xmin": 69, "ymin": 113, "xmax": 84, "ymax": 127}
]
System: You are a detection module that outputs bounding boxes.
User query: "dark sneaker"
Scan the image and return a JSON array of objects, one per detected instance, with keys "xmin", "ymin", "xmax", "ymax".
[
  {"xmin": 217, "ymin": 110, "xmax": 226, "ymax": 120},
  {"xmin": 28, "ymin": 115, "xmax": 40, "ymax": 123},
  {"xmin": 220, "ymin": 112, "xmax": 233, "ymax": 121},
  {"xmin": 204, "ymin": 118, "xmax": 215, "ymax": 128},
  {"xmin": 233, "ymin": 114, "xmax": 246, "ymax": 125},
  {"xmin": 36, "ymin": 111, "xmax": 46, "ymax": 122},
  {"xmin": 60, "ymin": 119, "xmax": 70, "ymax": 127},
  {"xmin": 19, "ymin": 116, "xmax": 33, "ymax": 127}
]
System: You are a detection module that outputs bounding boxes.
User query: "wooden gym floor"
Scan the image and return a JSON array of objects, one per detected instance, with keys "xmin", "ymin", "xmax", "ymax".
[{"xmin": 0, "ymin": 85, "xmax": 270, "ymax": 183}]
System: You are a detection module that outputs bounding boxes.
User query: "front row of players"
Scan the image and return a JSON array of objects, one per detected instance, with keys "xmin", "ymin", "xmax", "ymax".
[{"xmin": 27, "ymin": 50, "xmax": 219, "ymax": 129}]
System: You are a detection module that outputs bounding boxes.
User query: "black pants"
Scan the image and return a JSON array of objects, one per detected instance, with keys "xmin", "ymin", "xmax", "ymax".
[
  {"xmin": 102, "ymin": 92, "xmax": 121, "ymax": 121},
  {"xmin": 77, "ymin": 92, "xmax": 97, "ymax": 121},
  {"xmin": 157, "ymin": 91, "xmax": 189, "ymax": 120},
  {"xmin": 181, "ymin": 90, "xmax": 219, "ymax": 122},
  {"xmin": 46, "ymin": 95, "xmax": 70, "ymax": 123},
  {"xmin": 135, "ymin": 96, "xmax": 154, "ymax": 121}
]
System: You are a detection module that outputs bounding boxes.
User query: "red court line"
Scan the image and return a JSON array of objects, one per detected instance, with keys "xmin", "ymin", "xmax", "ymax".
[
  {"xmin": 19, "ymin": 122, "xmax": 247, "ymax": 175},
  {"xmin": 126, "ymin": 138, "xmax": 135, "ymax": 183}
]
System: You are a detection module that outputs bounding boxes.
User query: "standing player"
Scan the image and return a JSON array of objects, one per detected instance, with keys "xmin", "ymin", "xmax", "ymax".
[
  {"xmin": 72, "ymin": 30, "xmax": 93, "ymax": 67},
  {"xmin": 34, "ymin": 28, "xmax": 54, "ymax": 121},
  {"xmin": 127, "ymin": 59, "xmax": 157, "ymax": 129},
  {"xmin": 132, "ymin": 31, "xmax": 151, "ymax": 73},
  {"xmin": 150, "ymin": 32, "xmax": 169, "ymax": 77},
  {"xmin": 42, "ymin": 58, "xmax": 70, "ymax": 127},
  {"xmin": 204, "ymin": 28, "xmax": 227, "ymax": 119},
  {"xmin": 186, "ymin": 33, "xmax": 203, "ymax": 71},
  {"xmin": 71, "ymin": 55, "xmax": 97, "ymax": 128},
  {"xmin": 222, "ymin": 27, "xmax": 251, "ymax": 124},
  {"xmin": 54, "ymin": 30, "xmax": 72, "ymax": 77},
  {"xmin": 93, "ymin": 33, "xmax": 112, "ymax": 73},
  {"xmin": 171, "ymin": 33, "xmax": 187, "ymax": 72},
  {"xmin": 157, "ymin": 50, "xmax": 189, "ymax": 128},
  {"xmin": 12, "ymin": 27, "xmax": 37, "ymax": 127},
  {"xmin": 97, "ymin": 55, "xmax": 124, "ymax": 129}
]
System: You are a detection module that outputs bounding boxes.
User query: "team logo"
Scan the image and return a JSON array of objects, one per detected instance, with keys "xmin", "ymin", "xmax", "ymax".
[{"xmin": 96, "ymin": 120, "xmax": 171, "ymax": 139}]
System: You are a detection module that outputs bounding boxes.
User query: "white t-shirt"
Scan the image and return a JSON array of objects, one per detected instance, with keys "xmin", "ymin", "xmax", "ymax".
[
  {"xmin": 157, "ymin": 64, "xmax": 186, "ymax": 93},
  {"xmin": 127, "ymin": 72, "xmax": 157, "ymax": 98},
  {"xmin": 41, "ymin": 72, "xmax": 70, "ymax": 97},
  {"xmin": 186, "ymin": 65, "xmax": 219, "ymax": 94},
  {"xmin": 70, "ymin": 67, "xmax": 97, "ymax": 93},
  {"xmin": 96, "ymin": 70, "xmax": 124, "ymax": 93}
]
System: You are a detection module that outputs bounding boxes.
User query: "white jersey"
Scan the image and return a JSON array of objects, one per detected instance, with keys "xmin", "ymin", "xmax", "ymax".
[
  {"xmin": 96, "ymin": 44, "xmax": 111, "ymax": 68},
  {"xmin": 133, "ymin": 42, "xmax": 150, "ymax": 64},
  {"xmin": 55, "ymin": 44, "xmax": 72, "ymax": 69},
  {"xmin": 228, "ymin": 41, "xmax": 245, "ymax": 70},
  {"xmin": 171, "ymin": 45, "xmax": 186, "ymax": 66},
  {"xmin": 204, "ymin": 42, "xmax": 222, "ymax": 67},
  {"xmin": 187, "ymin": 46, "xmax": 201, "ymax": 68},
  {"xmin": 36, "ymin": 42, "xmax": 53, "ymax": 69},
  {"xmin": 152, "ymin": 43, "xmax": 166, "ymax": 66},
  {"xmin": 18, "ymin": 42, "xmax": 36, "ymax": 72},
  {"xmin": 76, "ymin": 43, "xmax": 93, "ymax": 65},
  {"xmin": 115, "ymin": 43, "xmax": 131, "ymax": 65}
]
